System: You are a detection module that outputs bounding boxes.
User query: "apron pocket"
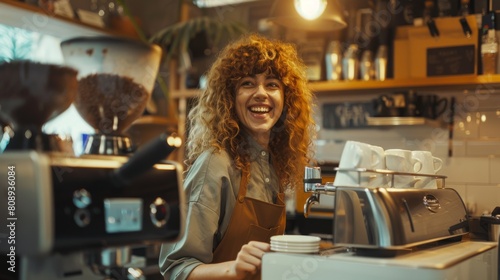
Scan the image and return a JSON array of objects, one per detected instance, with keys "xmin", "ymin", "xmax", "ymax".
[{"xmin": 245, "ymin": 224, "xmax": 280, "ymax": 244}]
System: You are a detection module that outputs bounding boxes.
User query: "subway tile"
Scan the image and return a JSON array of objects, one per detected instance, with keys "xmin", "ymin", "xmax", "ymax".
[
  {"xmin": 439, "ymin": 157, "xmax": 489, "ymax": 184},
  {"xmin": 479, "ymin": 111, "xmax": 500, "ymax": 138},
  {"xmin": 433, "ymin": 140, "xmax": 466, "ymax": 158},
  {"xmin": 489, "ymin": 157, "xmax": 500, "ymax": 184},
  {"xmin": 314, "ymin": 140, "xmax": 343, "ymax": 163},
  {"xmin": 460, "ymin": 92, "xmax": 500, "ymax": 111},
  {"xmin": 467, "ymin": 140, "xmax": 500, "ymax": 157},
  {"xmin": 452, "ymin": 112, "xmax": 479, "ymax": 139},
  {"xmin": 464, "ymin": 184, "xmax": 500, "ymax": 216}
]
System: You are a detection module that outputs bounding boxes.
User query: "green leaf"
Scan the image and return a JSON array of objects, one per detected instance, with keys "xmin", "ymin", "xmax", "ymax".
[{"xmin": 152, "ymin": 16, "xmax": 247, "ymax": 65}]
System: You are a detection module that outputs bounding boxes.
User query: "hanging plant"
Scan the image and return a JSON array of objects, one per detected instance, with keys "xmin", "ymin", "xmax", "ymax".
[
  {"xmin": 114, "ymin": 0, "xmax": 247, "ymax": 119},
  {"xmin": 149, "ymin": 15, "xmax": 247, "ymax": 65}
]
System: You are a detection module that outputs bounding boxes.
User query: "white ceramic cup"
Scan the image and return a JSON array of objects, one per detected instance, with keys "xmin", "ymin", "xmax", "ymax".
[
  {"xmin": 334, "ymin": 141, "xmax": 386, "ymax": 187},
  {"xmin": 368, "ymin": 145, "xmax": 388, "ymax": 187},
  {"xmin": 385, "ymin": 149, "xmax": 422, "ymax": 188},
  {"xmin": 411, "ymin": 151, "xmax": 443, "ymax": 189}
]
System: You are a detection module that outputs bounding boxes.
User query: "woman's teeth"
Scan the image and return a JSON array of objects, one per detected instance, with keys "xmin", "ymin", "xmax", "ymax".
[{"xmin": 249, "ymin": 106, "xmax": 270, "ymax": 113}]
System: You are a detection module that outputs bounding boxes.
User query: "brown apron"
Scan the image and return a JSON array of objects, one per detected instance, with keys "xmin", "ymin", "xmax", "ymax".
[{"xmin": 212, "ymin": 169, "xmax": 286, "ymax": 279}]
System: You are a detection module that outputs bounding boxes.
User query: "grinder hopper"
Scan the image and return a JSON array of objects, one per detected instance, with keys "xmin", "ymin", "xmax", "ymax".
[
  {"xmin": 60, "ymin": 36, "xmax": 162, "ymax": 155},
  {"xmin": 0, "ymin": 61, "xmax": 78, "ymax": 151}
]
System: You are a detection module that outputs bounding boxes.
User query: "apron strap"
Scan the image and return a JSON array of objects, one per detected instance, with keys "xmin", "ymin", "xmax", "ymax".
[{"xmin": 237, "ymin": 168, "xmax": 249, "ymax": 203}]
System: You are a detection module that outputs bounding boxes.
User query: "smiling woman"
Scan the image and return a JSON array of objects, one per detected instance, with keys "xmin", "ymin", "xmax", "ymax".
[{"xmin": 159, "ymin": 34, "xmax": 317, "ymax": 280}]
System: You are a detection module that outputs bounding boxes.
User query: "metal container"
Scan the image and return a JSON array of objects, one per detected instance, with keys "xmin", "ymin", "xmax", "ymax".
[
  {"xmin": 333, "ymin": 187, "xmax": 468, "ymax": 252},
  {"xmin": 480, "ymin": 214, "xmax": 500, "ymax": 242},
  {"xmin": 342, "ymin": 44, "xmax": 359, "ymax": 81},
  {"xmin": 325, "ymin": 41, "xmax": 343, "ymax": 81}
]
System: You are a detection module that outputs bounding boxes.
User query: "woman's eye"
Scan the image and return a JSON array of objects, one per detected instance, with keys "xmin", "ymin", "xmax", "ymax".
[
  {"xmin": 267, "ymin": 81, "xmax": 281, "ymax": 89},
  {"xmin": 240, "ymin": 81, "xmax": 254, "ymax": 87}
]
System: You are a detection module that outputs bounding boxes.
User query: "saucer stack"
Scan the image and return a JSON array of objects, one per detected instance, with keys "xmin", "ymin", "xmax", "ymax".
[{"xmin": 270, "ymin": 235, "xmax": 320, "ymax": 254}]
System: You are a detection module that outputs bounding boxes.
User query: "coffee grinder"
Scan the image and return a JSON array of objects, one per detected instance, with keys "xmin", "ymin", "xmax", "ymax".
[
  {"xmin": 0, "ymin": 38, "xmax": 185, "ymax": 280},
  {"xmin": 0, "ymin": 61, "xmax": 78, "ymax": 152},
  {"xmin": 60, "ymin": 36, "xmax": 163, "ymax": 155}
]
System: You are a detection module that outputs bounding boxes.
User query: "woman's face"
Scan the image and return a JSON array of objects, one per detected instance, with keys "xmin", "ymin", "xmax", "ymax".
[{"xmin": 235, "ymin": 72, "xmax": 284, "ymax": 147}]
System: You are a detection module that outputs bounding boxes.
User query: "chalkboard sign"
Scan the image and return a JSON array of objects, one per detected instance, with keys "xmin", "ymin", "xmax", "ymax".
[
  {"xmin": 427, "ymin": 45, "xmax": 475, "ymax": 76},
  {"xmin": 323, "ymin": 102, "xmax": 375, "ymax": 129}
]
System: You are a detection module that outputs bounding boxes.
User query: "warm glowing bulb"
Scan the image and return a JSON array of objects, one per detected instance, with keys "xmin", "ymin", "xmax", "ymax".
[{"xmin": 294, "ymin": 0, "xmax": 327, "ymax": 20}]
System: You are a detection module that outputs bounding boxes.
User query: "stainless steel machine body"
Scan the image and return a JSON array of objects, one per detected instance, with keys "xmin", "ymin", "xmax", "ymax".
[
  {"xmin": 0, "ymin": 150, "xmax": 184, "ymax": 279},
  {"xmin": 303, "ymin": 166, "xmax": 468, "ymax": 253}
]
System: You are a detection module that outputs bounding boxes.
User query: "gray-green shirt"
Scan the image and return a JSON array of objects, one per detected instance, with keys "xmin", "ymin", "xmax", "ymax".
[{"xmin": 159, "ymin": 136, "xmax": 280, "ymax": 280}]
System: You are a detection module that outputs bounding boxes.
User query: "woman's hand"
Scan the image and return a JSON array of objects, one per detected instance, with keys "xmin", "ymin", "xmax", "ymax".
[
  {"xmin": 230, "ymin": 241, "xmax": 270, "ymax": 279},
  {"xmin": 187, "ymin": 241, "xmax": 271, "ymax": 280}
]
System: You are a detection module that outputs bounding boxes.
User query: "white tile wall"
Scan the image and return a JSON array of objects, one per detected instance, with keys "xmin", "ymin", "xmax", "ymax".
[
  {"xmin": 316, "ymin": 90, "xmax": 500, "ymax": 216},
  {"xmin": 464, "ymin": 184, "xmax": 500, "ymax": 216},
  {"xmin": 467, "ymin": 141, "xmax": 500, "ymax": 156},
  {"xmin": 489, "ymin": 157, "xmax": 500, "ymax": 184},
  {"xmin": 439, "ymin": 157, "xmax": 490, "ymax": 184}
]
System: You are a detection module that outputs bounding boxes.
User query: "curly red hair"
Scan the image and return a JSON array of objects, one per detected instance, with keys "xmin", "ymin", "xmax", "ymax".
[{"xmin": 186, "ymin": 34, "xmax": 316, "ymax": 191}]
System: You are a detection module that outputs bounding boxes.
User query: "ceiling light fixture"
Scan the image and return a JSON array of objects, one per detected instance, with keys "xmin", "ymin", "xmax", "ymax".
[
  {"xmin": 294, "ymin": 0, "xmax": 327, "ymax": 20},
  {"xmin": 268, "ymin": 0, "xmax": 347, "ymax": 32},
  {"xmin": 193, "ymin": 0, "xmax": 259, "ymax": 8}
]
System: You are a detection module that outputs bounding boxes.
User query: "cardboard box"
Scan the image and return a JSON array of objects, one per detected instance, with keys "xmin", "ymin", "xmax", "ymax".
[{"xmin": 394, "ymin": 15, "xmax": 478, "ymax": 79}]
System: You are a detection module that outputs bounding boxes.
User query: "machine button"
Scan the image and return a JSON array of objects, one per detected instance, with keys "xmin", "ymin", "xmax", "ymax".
[
  {"xmin": 150, "ymin": 197, "xmax": 170, "ymax": 228},
  {"xmin": 73, "ymin": 188, "xmax": 92, "ymax": 208},
  {"xmin": 74, "ymin": 208, "xmax": 91, "ymax": 227}
]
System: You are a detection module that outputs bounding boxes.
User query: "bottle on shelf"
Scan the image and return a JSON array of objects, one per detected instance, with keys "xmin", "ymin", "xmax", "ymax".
[
  {"xmin": 375, "ymin": 45, "xmax": 388, "ymax": 81},
  {"xmin": 342, "ymin": 44, "xmax": 359, "ymax": 81},
  {"xmin": 481, "ymin": 29, "xmax": 499, "ymax": 75},
  {"xmin": 325, "ymin": 40, "xmax": 343, "ymax": 81},
  {"xmin": 482, "ymin": 0, "xmax": 495, "ymax": 36},
  {"xmin": 360, "ymin": 49, "xmax": 375, "ymax": 81},
  {"xmin": 459, "ymin": 0, "xmax": 470, "ymax": 16}
]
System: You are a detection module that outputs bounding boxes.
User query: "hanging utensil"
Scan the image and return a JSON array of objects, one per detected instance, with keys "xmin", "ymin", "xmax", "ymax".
[
  {"xmin": 448, "ymin": 97, "xmax": 455, "ymax": 157},
  {"xmin": 424, "ymin": 0, "xmax": 439, "ymax": 37},
  {"xmin": 459, "ymin": 0, "xmax": 472, "ymax": 38}
]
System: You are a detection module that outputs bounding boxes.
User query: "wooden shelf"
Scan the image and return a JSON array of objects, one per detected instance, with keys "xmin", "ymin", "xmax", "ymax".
[
  {"xmin": 366, "ymin": 117, "xmax": 447, "ymax": 128},
  {"xmin": 0, "ymin": 0, "xmax": 135, "ymax": 40},
  {"xmin": 309, "ymin": 74, "xmax": 500, "ymax": 94},
  {"xmin": 170, "ymin": 88, "xmax": 202, "ymax": 99},
  {"xmin": 170, "ymin": 75, "xmax": 500, "ymax": 98}
]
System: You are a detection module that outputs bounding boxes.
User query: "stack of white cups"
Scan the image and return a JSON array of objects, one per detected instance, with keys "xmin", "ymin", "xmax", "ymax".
[
  {"xmin": 334, "ymin": 141, "xmax": 386, "ymax": 187},
  {"xmin": 385, "ymin": 149, "xmax": 443, "ymax": 188},
  {"xmin": 334, "ymin": 141, "xmax": 443, "ymax": 189}
]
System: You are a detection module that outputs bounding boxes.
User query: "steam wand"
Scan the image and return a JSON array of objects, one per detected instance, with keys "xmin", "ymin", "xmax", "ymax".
[{"xmin": 111, "ymin": 132, "xmax": 182, "ymax": 188}]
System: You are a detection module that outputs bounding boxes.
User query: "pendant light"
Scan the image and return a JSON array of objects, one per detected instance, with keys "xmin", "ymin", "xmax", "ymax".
[
  {"xmin": 294, "ymin": 0, "xmax": 327, "ymax": 20},
  {"xmin": 268, "ymin": 0, "xmax": 347, "ymax": 32}
]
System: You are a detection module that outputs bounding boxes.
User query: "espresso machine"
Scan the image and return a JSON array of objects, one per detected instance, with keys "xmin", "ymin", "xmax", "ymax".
[
  {"xmin": 262, "ymin": 167, "xmax": 498, "ymax": 279},
  {"xmin": 0, "ymin": 37, "xmax": 185, "ymax": 280}
]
